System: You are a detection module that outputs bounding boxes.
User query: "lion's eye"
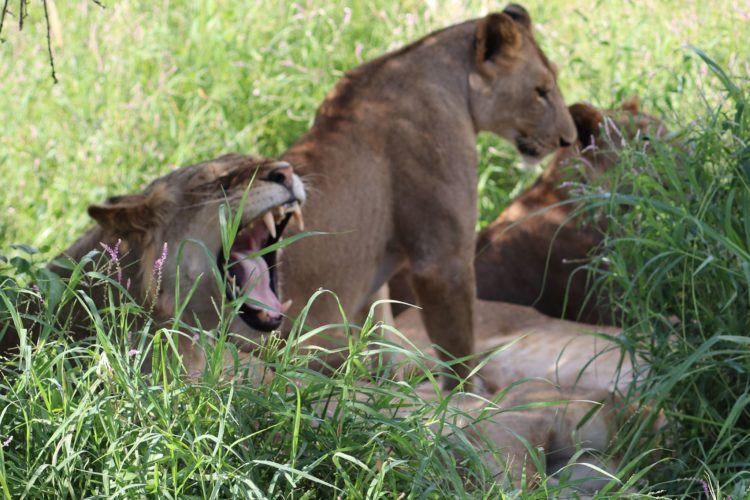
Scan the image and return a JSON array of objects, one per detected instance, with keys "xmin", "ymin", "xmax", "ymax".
[{"xmin": 535, "ymin": 87, "xmax": 550, "ymax": 100}]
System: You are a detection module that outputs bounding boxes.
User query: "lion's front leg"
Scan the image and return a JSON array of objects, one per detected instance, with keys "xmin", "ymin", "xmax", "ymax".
[{"xmin": 409, "ymin": 255, "xmax": 476, "ymax": 389}]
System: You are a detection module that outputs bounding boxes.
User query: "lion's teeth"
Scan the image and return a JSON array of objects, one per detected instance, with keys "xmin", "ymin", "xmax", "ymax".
[
  {"xmin": 263, "ymin": 212, "xmax": 277, "ymax": 239},
  {"xmin": 276, "ymin": 206, "xmax": 285, "ymax": 223},
  {"xmin": 281, "ymin": 299, "xmax": 292, "ymax": 313},
  {"xmin": 290, "ymin": 203, "xmax": 304, "ymax": 231}
]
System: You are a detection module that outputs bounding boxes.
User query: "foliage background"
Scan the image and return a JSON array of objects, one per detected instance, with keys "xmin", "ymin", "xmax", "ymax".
[{"xmin": 0, "ymin": 0, "xmax": 747, "ymax": 250}]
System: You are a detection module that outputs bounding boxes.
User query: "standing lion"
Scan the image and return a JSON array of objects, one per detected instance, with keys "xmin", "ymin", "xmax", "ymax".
[{"xmin": 278, "ymin": 4, "xmax": 576, "ymax": 386}]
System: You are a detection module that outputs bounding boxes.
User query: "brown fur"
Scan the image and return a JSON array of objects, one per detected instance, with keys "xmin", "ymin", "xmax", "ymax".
[
  {"xmin": 389, "ymin": 300, "xmax": 661, "ymax": 488},
  {"xmin": 474, "ymin": 100, "xmax": 667, "ymax": 323},
  {"xmin": 278, "ymin": 5, "xmax": 576, "ymax": 386},
  {"xmin": 0, "ymin": 154, "xmax": 305, "ymax": 381},
  {"xmin": 389, "ymin": 100, "xmax": 666, "ymax": 324}
]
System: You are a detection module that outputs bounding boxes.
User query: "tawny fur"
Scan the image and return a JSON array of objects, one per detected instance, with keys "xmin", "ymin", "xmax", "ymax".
[
  {"xmin": 388, "ymin": 299, "xmax": 662, "ymax": 488},
  {"xmin": 278, "ymin": 5, "xmax": 576, "ymax": 386},
  {"xmin": 0, "ymin": 154, "xmax": 303, "ymax": 383},
  {"xmin": 389, "ymin": 100, "xmax": 667, "ymax": 325}
]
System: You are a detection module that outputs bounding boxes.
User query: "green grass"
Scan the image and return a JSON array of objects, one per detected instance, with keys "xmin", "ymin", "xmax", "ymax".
[
  {"xmin": 577, "ymin": 49, "xmax": 750, "ymax": 496},
  {"xmin": 1, "ymin": 0, "xmax": 749, "ymax": 497}
]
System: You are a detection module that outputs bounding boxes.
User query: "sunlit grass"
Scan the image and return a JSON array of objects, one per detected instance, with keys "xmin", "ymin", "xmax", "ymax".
[
  {"xmin": 572, "ymin": 49, "xmax": 750, "ymax": 496},
  {"xmin": 1, "ymin": 0, "xmax": 749, "ymax": 497}
]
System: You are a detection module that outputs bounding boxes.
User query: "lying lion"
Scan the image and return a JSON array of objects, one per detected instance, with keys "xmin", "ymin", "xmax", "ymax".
[
  {"xmin": 387, "ymin": 299, "xmax": 660, "ymax": 489},
  {"xmin": 389, "ymin": 99, "xmax": 667, "ymax": 324},
  {"xmin": 1, "ymin": 154, "xmax": 305, "ymax": 378},
  {"xmin": 474, "ymin": 99, "xmax": 667, "ymax": 324},
  {"xmin": 278, "ymin": 4, "xmax": 576, "ymax": 385}
]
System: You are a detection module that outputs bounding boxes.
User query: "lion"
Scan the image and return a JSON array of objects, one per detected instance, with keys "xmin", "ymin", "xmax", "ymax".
[
  {"xmin": 474, "ymin": 98, "xmax": 667, "ymax": 323},
  {"xmin": 388, "ymin": 99, "xmax": 667, "ymax": 324},
  {"xmin": 278, "ymin": 4, "xmax": 576, "ymax": 386},
  {"xmin": 0, "ymin": 154, "xmax": 306, "ymax": 378},
  {"xmin": 389, "ymin": 299, "xmax": 662, "ymax": 489}
]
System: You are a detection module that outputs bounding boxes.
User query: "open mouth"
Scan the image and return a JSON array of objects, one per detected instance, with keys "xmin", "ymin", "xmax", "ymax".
[{"xmin": 218, "ymin": 202, "xmax": 303, "ymax": 332}]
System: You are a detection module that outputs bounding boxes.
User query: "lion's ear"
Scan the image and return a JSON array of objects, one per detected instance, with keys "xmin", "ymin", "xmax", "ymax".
[
  {"xmin": 619, "ymin": 96, "xmax": 641, "ymax": 114},
  {"xmin": 503, "ymin": 4, "xmax": 532, "ymax": 30},
  {"xmin": 568, "ymin": 103, "xmax": 604, "ymax": 149},
  {"xmin": 88, "ymin": 195, "xmax": 157, "ymax": 234},
  {"xmin": 475, "ymin": 12, "xmax": 522, "ymax": 67}
]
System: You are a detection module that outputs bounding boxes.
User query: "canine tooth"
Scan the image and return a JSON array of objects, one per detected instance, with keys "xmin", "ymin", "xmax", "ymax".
[
  {"xmin": 263, "ymin": 212, "xmax": 277, "ymax": 238},
  {"xmin": 281, "ymin": 300, "xmax": 292, "ymax": 313},
  {"xmin": 291, "ymin": 203, "xmax": 304, "ymax": 231}
]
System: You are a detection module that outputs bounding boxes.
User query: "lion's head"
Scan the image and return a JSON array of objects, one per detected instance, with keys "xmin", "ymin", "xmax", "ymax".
[
  {"xmin": 86, "ymin": 154, "xmax": 306, "ymax": 348},
  {"xmin": 562, "ymin": 98, "xmax": 669, "ymax": 181},
  {"xmin": 469, "ymin": 4, "xmax": 577, "ymax": 163}
]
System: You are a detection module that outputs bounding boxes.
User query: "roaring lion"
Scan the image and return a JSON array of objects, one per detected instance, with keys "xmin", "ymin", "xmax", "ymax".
[
  {"xmin": 279, "ymin": 4, "xmax": 576, "ymax": 384},
  {"xmin": 0, "ymin": 154, "xmax": 306, "ymax": 375}
]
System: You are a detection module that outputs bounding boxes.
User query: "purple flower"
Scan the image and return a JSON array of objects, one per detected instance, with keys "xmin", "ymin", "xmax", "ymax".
[
  {"xmin": 2, "ymin": 435, "xmax": 12, "ymax": 448},
  {"xmin": 580, "ymin": 134, "xmax": 598, "ymax": 154},
  {"xmin": 31, "ymin": 284, "xmax": 44, "ymax": 304},
  {"xmin": 153, "ymin": 242, "xmax": 168, "ymax": 275},
  {"xmin": 698, "ymin": 479, "xmax": 710, "ymax": 497},
  {"xmin": 100, "ymin": 239, "xmax": 123, "ymax": 283},
  {"xmin": 148, "ymin": 242, "xmax": 169, "ymax": 311}
]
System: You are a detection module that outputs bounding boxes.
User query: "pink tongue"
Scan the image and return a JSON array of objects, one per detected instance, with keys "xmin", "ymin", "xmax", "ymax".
[{"xmin": 232, "ymin": 251, "xmax": 282, "ymax": 316}]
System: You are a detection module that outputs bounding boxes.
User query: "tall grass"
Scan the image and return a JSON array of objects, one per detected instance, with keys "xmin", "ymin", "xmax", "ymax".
[
  {"xmin": 580, "ymin": 51, "xmax": 750, "ymax": 497},
  {"xmin": 0, "ymin": 210, "xmax": 513, "ymax": 497},
  {"xmin": 1, "ymin": 0, "xmax": 749, "ymax": 497}
]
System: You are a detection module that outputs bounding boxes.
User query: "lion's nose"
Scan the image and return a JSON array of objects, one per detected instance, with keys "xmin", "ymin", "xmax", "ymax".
[{"xmin": 267, "ymin": 162, "xmax": 294, "ymax": 187}]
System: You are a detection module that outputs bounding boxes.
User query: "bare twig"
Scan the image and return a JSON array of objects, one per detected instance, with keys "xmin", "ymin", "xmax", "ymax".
[
  {"xmin": 1, "ymin": 0, "xmax": 104, "ymax": 82},
  {"xmin": 0, "ymin": 0, "xmax": 9, "ymax": 38},
  {"xmin": 18, "ymin": 0, "xmax": 27, "ymax": 31},
  {"xmin": 42, "ymin": 0, "xmax": 57, "ymax": 83}
]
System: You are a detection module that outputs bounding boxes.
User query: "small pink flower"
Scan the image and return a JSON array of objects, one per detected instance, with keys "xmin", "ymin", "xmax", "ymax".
[
  {"xmin": 30, "ymin": 284, "xmax": 45, "ymax": 305},
  {"xmin": 2, "ymin": 435, "xmax": 12, "ymax": 447},
  {"xmin": 148, "ymin": 242, "xmax": 169, "ymax": 311},
  {"xmin": 100, "ymin": 239, "xmax": 123, "ymax": 283},
  {"xmin": 580, "ymin": 134, "xmax": 598, "ymax": 154},
  {"xmin": 153, "ymin": 242, "xmax": 168, "ymax": 275},
  {"xmin": 127, "ymin": 349, "xmax": 139, "ymax": 357},
  {"xmin": 700, "ymin": 480, "xmax": 709, "ymax": 497}
]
